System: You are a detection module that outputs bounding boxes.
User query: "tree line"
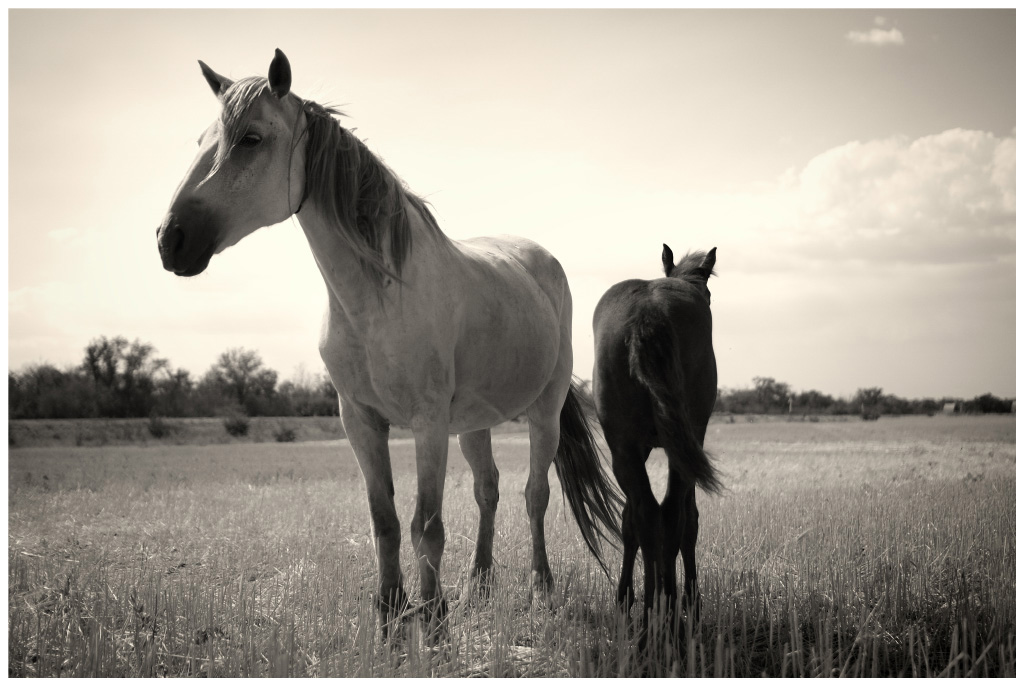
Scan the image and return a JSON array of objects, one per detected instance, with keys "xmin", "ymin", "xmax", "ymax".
[
  {"xmin": 9, "ymin": 336, "xmax": 338, "ymax": 420},
  {"xmin": 711, "ymin": 376, "xmax": 1013, "ymax": 417},
  {"xmin": 8, "ymin": 337, "xmax": 1014, "ymax": 421}
]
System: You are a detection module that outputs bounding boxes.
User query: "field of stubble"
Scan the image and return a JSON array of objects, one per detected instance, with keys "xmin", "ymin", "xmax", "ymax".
[{"xmin": 7, "ymin": 415, "xmax": 1015, "ymax": 677}]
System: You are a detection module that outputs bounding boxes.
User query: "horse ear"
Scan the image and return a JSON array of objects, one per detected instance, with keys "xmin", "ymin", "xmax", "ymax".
[
  {"xmin": 268, "ymin": 48, "xmax": 292, "ymax": 98},
  {"xmin": 700, "ymin": 247, "xmax": 717, "ymax": 279},
  {"xmin": 662, "ymin": 244, "xmax": 675, "ymax": 277},
  {"xmin": 198, "ymin": 60, "xmax": 232, "ymax": 97}
]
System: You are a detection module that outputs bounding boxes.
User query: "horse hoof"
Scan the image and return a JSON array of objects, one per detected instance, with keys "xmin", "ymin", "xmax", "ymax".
[
  {"xmin": 530, "ymin": 570, "xmax": 555, "ymax": 607},
  {"xmin": 468, "ymin": 568, "xmax": 494, "ymax": 598},
  {"xmin": 682, "ymin": 593, "xmax": 701, "ymax": 625},
  {"xmin": 419, "ymin": 597, "xmax": 449, "ymax": 623},
  {"xmin": 531, "ymin": 569, "xmax": 554, "ymax": 591},
  {"xmin": 617, "ymin": 585, "xmax": 636, "ymax": 613},
  {"xmin": 377, "ymin": 588, "xmax": 412, "ymax": 641},
  {"xmin": 417, "ymin": 598, "xmax": 450, "ymax": 644}
]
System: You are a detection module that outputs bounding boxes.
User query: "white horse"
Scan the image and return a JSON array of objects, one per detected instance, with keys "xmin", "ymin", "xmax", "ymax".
[{"xmin": 156, "ymin": 49, "xmax": 620, "ymax": 632}]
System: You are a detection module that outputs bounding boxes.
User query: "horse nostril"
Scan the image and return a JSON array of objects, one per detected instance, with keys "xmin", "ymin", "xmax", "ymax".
[
  {"xmin": 170, "ymin": 225, "xmax": 185, "ymax": 256},
  {"xmin": 158, "ymin": 221, "xmax": 188, "ymax": 271}
]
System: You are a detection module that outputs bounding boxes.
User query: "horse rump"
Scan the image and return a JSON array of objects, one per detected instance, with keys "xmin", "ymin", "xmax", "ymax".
[{"xmin": 626, "ymin": 312, "xmax": 722, "ymax": 495}]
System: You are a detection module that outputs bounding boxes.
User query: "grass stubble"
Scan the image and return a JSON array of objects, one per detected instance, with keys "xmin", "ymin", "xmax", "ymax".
[{"xmin": 7, "ymin": 416, "xmax": 1015, "ymax": 676}]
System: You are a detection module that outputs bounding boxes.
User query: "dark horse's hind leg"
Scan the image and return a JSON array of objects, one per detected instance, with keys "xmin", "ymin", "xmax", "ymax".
[
  {"xmin": 617, "ymin": 500, "xmax": 639, "ymax": 610},
  {"xmin": 611, "ymin": 445, "xmax": 664, "ymax": 616},
  {"xmin": 658, "ymin": 470, "xmax": 689, "ymax": 615},
  {"xmin": 613, "ymin": 445, "xmax": 650, "ymax": 611},
  {"xmin": 679, "ymin": 483, "xmax": 701, "ymax": 621}
]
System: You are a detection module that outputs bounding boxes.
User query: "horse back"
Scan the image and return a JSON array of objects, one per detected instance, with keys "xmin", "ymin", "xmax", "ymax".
[
  {"xmin": 593, "ymin": 277, "xmax": 716, "ymax": 445},
  {"xmin": 455, "ymin": 235, "xmax": 570, "ymax": 317}
]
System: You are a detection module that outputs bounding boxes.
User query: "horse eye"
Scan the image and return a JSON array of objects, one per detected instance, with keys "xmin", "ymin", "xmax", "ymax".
[{"xmin": 237, "ymin": 133, "xmax": 262, "ymax": 149}]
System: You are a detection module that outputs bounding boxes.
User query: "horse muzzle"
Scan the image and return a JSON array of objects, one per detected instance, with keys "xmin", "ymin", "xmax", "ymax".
[{"xmin": 156, "ymin": 205, "xmax": 220, "ymax": 277}]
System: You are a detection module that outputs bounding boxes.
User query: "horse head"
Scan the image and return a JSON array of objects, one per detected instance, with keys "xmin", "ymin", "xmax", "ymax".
[
  {"xmin": 156, "ymin": 49, "xmax": 307, "ymax": 276},
  {"xmin": 662, "ymin": 244, "xmax": 717, "ymax": 302}
]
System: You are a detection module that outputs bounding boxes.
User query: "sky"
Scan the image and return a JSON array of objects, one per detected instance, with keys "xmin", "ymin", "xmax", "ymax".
[{"xmin": 7, "ymin": 8, "xmax": 1017, "ymax": 400}]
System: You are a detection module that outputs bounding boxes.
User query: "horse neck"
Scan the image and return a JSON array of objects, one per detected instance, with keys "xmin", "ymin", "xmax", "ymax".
[{"xmin": 296, "ymin": 196, "xmax": 452, "ymax": 320}]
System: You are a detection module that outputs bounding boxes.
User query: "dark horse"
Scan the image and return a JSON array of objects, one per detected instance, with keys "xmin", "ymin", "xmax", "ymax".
[{"xmin": 592, "ymin": 244, "xmax": 722, "ymax": 624}]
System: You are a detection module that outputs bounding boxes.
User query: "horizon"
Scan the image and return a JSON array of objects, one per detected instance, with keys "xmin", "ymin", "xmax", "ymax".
[
  {"xmin": 8, "ymin": 9, "xmax": 1016, "ymax": 400},
  {"xmin": 9, "ymin": 332, "xmax": 1011, "ymax": 404}
]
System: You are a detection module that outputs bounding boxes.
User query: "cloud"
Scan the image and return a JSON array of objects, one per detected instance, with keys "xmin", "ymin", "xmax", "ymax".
[
  {"xmin": 783, "ymin": 129, "xmax": 1015, "ymax": 265},
  {"xmin": 846, "ymin": 27, "xmax": 905, "ymax": 47},
  {"xmin": 701, "ymin": 128, "xmax": 1015, "ymax": 396}
]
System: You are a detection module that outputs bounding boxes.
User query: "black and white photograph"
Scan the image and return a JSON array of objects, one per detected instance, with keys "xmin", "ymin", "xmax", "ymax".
[{"xmin": 7, "ymin": 8, "xmax": 1016, "ymax": 677}]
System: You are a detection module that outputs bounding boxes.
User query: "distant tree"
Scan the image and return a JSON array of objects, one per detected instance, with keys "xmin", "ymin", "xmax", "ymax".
[
  {"xmin": 9, "ymin": 373, "xmax": 22, "ymax": 418},
  {"xmin": 81, "ymin": 336, "xmax": 168, "ymax": 417},
  {"xmin": 206, "ymin": 348, "xmax": 280, "ymax": 416},
  {"xmin": 753, "ymin": 377, "xmax": 791, "ymax": 414},
  {"xmin": 716, "ymin": 387, "xmax": 760, "ymax": 414},
  {"xmin": 912, "ymin": 398, "xmax": 942, "ymax": 415},
  {"xmin": 965, "ymin": 393, "xmax": 1014, "ymax": 414},
  {"xmin": 852, "ymin": 387, "xmax": 884, "ymax": 420},
  {"xmin": 793, "ymin": 389, "xmax": 835, "ymax": 414},
  {"xmin": 277, "ymin": 367, "xmax": 339, "ymax": 416},
  {"xmin": 880, "ymin": 393, "xmax": 912, "ymax": 416},
  {"xmin": 153, "ymin": 368, "xmax": 195, "ymax": 417},
  {"xmin": 854, "ymin": 387, "xmax": 884, "ymax": 408},
  {"xmin": 192, "ymin": 372, "xmax": 237, "ymax": 417},
  {"xmin": 318, "ymin": 374, "xmax": 340, "ymax": 415},
  {"xmin": 10, "ymin": 364, "xmax": 97, "ymax": 419}
]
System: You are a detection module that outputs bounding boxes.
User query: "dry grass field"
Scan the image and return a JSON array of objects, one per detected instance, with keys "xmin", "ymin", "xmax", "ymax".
[{"xmin": 8, "ymin": 415, "xmax": 1015, "ymax": 676}]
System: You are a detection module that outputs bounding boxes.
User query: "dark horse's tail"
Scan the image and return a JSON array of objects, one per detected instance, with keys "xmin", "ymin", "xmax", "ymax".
[
  {"xmin": 627, "ymin": 314, "xmax": 723, "ymax": 495},
  {"xmin": 553, "ymin": 379, "xmax": 624, "ymax": 576}
]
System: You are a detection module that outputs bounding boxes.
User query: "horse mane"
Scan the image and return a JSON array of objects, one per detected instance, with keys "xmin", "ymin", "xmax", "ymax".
[
  {"xmin": 218, "ymin": 77, "xmax": 442, "ymax": 295},
  {"xmin": 668, "ymin": 250, "xmax": 715, "ymax": 286}
]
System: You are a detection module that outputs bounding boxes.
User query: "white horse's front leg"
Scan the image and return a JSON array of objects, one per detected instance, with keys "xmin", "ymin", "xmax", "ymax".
[
  {"xmin": 410, "ymin": 416, "xmax": 450, "ymax": 626},
  {"xmin": 341, "ymin": 401, "xmax": 407, "ymax": 632}
]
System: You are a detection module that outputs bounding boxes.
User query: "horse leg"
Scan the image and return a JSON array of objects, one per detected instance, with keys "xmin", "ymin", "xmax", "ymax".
[
  {"xmin": 660, "ymin": 471, "xmax": 689, "ymax": 627},
  {"xmin": 524, "ymin": 368, "xmax": 576, "ymax": 600},
  {"xmin": 458, "ymin": 429, "xmax": 499, "ymax": 587},
  {"xmin": 409, "ymin": 418, "xmax": 450, "ymax": 629},
  {"xmin": 617, "ymin": 497, "xmax": 638, "ymax": 611},
  {"xmin": 613, "ymin": 444, "xmax": 651, "ymax": 612},
  {"xmin": 610, "ymin": 446, "xmax": 662, "ymax": 620},
  {"xmin": 341, "ymin": 402, "xmax": 407, "ymax": 632},
  {"xmin": 523, "ymin": 411, "xmax": 559, "ymax": 597},
  {"xmin": 679, "ymin": 483, "xmax": 701, "ymax": 621}
]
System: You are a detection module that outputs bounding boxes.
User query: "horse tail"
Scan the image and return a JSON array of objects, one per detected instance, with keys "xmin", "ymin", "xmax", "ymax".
[
  {"xmin": 627, "ymin": 313, "xmax": 723, "ymax": 495},
  {"xmin": 553, "ymin": 378, "xmax": 624, "ymax": 576}
]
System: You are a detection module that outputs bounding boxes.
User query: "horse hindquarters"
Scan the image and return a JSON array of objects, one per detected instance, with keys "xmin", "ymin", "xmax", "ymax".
[
  {"xmin": 592, "ymin": 346, "xmax": 662, "ymax": 614},
  {"xmin": 625, "ymin": 316, "xmax": 720, "ymax": 496},
  {"xmin": 625, "ymin": 312, "xmax": 718, "ymax": 619}
]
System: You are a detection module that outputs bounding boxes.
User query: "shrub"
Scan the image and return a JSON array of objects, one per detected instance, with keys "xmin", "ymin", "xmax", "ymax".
[
  {"xmin": 274, "ymin": 425, "xmax": 297, "ymax": 443},
  {"xmin": 223, "ymin": 415, "xmax": 250, "ymax": 437},
  {"xmin": 148, "ymin": 414, "xmax": 172, "ymax": 439}
]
